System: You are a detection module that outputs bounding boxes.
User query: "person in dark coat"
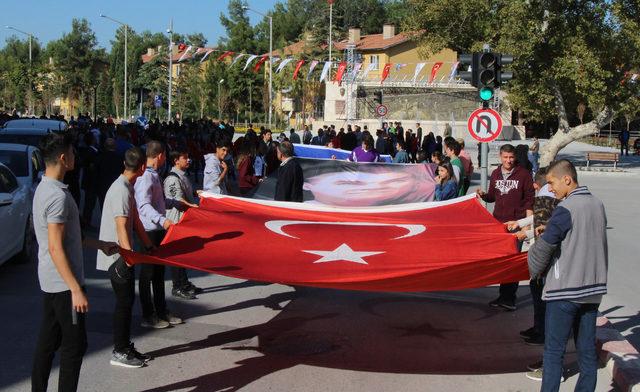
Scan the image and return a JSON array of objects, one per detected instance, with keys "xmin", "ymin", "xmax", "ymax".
[
  {"xmin": 79, "ymin": 132, "xmax": 100, "ymax": 227},
  {"xmin": 96, "ymin": 138, "xmax": 125, "ymax": 209},
  {"xmin": 274, "ymin": 141, "xmax": 303, "ymax": 202}
]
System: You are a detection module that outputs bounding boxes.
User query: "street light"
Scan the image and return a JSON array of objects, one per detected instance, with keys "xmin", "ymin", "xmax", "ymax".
[
  {"xmin": 100, "ymin": 13, "xmax": 129, "ymax": 121},
  {"xmin": 218, "ymin": 79, "xmax": 224, "ymax": 120},
  {"xmin": 6, "ymin": 26, "xmax": 35, "ymax": 115},
  {"xmin": 243, "ymin": 6, "xmax": 272, "ymax": 129},
  {"xmin": 167, "ymin": 19, "xmax": 173, "ymax": 123}
]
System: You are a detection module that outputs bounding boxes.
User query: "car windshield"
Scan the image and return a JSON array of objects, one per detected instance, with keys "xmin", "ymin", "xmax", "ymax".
[
  {"xmin": 0, "ymin": 134, "xmax": 45, "ymax": 147},
  {"xmin": 0, "ymin": 150, "xmax": 28, "ymax": 177}
]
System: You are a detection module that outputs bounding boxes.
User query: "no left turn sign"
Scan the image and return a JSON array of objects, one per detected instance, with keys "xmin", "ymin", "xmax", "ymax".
[{"xmin": 467, "ymin": 108, "xmax": 503, "ymax": 142}]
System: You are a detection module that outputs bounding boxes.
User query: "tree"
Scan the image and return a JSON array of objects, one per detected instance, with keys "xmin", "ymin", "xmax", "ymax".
[
  {"xmin": 405, "ymin": 0, "xmax": 640, "ymax": 165},
  {"xmin": 45, "ymin": 19, "xmax": 107, "ymax": 115},
  {"xmin": 0, "ymin": 36, "xmax": 43, "ymax": 113}
]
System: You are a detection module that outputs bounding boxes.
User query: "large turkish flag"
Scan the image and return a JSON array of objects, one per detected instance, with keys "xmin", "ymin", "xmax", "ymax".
[{"xmin": 122, "ymin": 194, "xmax": 528, "ymax": 292}]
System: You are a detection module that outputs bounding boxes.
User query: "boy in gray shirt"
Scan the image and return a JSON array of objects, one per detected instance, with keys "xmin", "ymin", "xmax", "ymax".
[
  {"xmin": 32, "ymin": 133, "xmax": 117, "ymax": 391},
  {"xmin": 97, "ymin": 146, "xmax": 156, "ymax": 368}
]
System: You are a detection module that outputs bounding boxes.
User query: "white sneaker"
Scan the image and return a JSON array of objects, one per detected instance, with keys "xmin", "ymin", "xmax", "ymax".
[
  {"xmin": 141, "ymin": 314, "xmax": 170, "ymax": 329},
  {"xmin": 163, "ymin": 311, "xmax": 183, "ymax": 325}
]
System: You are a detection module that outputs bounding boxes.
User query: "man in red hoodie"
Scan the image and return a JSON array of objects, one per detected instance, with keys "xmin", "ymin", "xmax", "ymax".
[{"xmin": 477, "ymin": 143, "xmax": 534, "ymax": 311}]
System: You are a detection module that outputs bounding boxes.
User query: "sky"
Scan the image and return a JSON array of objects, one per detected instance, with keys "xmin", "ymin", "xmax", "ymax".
[{"xmin": 1, "ymin": 0, "xmax": 279, "ymax": 50}]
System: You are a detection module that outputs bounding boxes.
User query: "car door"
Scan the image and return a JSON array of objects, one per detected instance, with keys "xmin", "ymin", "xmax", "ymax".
[
  {"xmin": 30, "ymin": 148, "xmax": 43, "ymax": 196},
  {"xmin": 0, "ymin": 165, "xmax": 22, "ymax": 263}
]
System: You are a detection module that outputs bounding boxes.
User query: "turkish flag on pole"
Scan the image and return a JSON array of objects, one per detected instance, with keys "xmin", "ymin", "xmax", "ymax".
[
  {"xmin": 216, "ymin": 51, "xmax": 234, "ymax": 61},
  {"xmin": 381, "ymin": 63, "xmax": 392, "ymax": 84},
  {"xmin": 334, "ymin": 61, "xmax": 347, "ymax": 85},
  {"xmin": 292, "ymin": 59, "xmax": 305, "ymax": 80},
  {"xmin": 122, "ymin": 194, "xmax": 528, "ymax": 293},
  {"xmin": 253, "ymin": 54, "xmax": 269, "ymax": 72},
  {"xmin": 429, "ymin": 62, "xmax": 444, "ymax": 84}
]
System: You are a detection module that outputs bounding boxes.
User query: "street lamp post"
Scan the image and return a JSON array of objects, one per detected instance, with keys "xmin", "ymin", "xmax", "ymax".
[
  {"xmin": 6, "ymin": 26, "xmax": 34, "ymax": 115},
  {"xmin": 218, "ymin": 79, "xmax": 224, "ymax": 120},
  {"xmin": 167, "ymin": 19, "xmax": 173, "ymax": 123},
  {"xmin": 243, "ymin": 6, "xmax": 272, "ymax": 129},
  {"xmin": 100, "ymin": 14, "xmax": 128, "ymax": 121}
]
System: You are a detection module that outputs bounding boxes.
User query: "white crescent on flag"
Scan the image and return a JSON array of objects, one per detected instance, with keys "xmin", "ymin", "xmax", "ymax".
[{"xmin": 265, "ymin": 220, "xmax": 426, "ymax": 240}]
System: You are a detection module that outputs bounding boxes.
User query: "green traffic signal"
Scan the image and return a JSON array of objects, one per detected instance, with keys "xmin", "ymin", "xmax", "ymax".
[{"xmin": 479, "ymin": 87, "xmax": 494, "ymax": 101}]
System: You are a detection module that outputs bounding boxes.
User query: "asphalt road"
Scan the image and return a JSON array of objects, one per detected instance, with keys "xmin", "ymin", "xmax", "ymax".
[{"xmin": 0, "ymin": 140, "xmax": 634, "ymax": 392}]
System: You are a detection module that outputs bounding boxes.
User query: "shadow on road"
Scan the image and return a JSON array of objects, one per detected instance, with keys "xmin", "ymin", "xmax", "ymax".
[{"xmin": 141, "ymin": 287, "xmax": 545, "ymax": 392}]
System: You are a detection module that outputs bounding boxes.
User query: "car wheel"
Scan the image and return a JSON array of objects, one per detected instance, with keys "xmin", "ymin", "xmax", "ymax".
[{"xmin": 15, "ymin": 215, "xmax": 36, "ymax": 263}]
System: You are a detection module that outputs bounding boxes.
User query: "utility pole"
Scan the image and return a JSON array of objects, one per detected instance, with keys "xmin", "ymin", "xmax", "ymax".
[
  {"xmin": 328, "ymin": 0, "xmax": 334, "ymax": 61},
  {"xmin": 167, "ymin": 19, "xmax": 173, "ymax": 123},
  {"xmin": 6, "ymin": 26, "xmax": 35, "ymax": 115},
  {"xmin": 100, "ymin": 14, "xmax": 129, "ymax": 120}
]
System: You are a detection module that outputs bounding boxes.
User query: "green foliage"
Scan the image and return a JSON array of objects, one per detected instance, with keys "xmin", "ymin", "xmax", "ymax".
[{"xmin": 404, "ymin": 0, "xmax": 640, "ymax": 126}]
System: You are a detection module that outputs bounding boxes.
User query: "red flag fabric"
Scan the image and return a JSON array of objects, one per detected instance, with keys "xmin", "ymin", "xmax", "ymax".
[
  {"xmin": 216, "ymin": 51, "xmax": 234, "ymax": 61},
  {"xmin": 334, "ymin": 61, "xmax": 347, "ymax": 85},
  {"xmin": 253, "ymin": 54, "xmax": 269, "ymax": 73},
  {"xmin": 429, "ymin": 62, "xmax": 444, "ymax": 83},
  {"xmin": 122, "ymin": 194, "xmax": 528, "ymax": 292},
  {"xmin": 293, "ymin": 59, "xmax": 306, "ymax": 80},
  {"xmin": 381, "ymin": 63, "xmax": 392, "ymax": 84}
]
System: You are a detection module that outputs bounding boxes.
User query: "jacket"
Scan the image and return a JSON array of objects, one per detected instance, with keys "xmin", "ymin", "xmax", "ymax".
[
  {"xmin": 274, "ymin": 158, "xmax": 304, "ymax": 202},
  {"xmin": 528, "ymin": 186, "xmax": 608, "ymax": 302}
]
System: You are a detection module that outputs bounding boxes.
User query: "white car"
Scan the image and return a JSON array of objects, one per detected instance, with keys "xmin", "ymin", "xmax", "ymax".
[{"xmin": 0, "ymin": 143, "xmax": 43, "ymax": 265}]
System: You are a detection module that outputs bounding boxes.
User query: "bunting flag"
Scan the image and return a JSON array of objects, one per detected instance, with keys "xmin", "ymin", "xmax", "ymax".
[
  {"xmin": 306, "ymin": 60, "xmax": 320, "ymax": 81},
  {"xmin": 429, "ymin": 62, "xmax": 444, "ymax": 84},
  {"xmin": 292, "ymin": 59, "xmax": 306, "ymax": 80},
  {"xmin": 178, "ymin": 46, "xmax": 193, "ymax": 62},
  {"xmin": 121, "ymin": 192, "xmax": 528, "ymax": 293},
  {"xmin": 351, "ymin": 62, "xmax": 362, "ymax": 79},
  {"xmin": 216, "ymin": 51, "xmax": 235, "ymax": 61},
  {"xmin": 395, "ymin": 63, "xmax": 408, "ymax": 71},
  {"xmin": 230, "ymin": 53, "xmax": 246, "ymax": 67},
  {"xmin": 334, "ymin": 61, "xmax": 348, "ymax": 85},
  {"xmin": 200, "ymin": 49, "xmax": 215, "ymax": 63},
  {"xmin": 413, "ymin": 62, "xmax": 426, "ymax": 83},
  {"xmin": 381, "ymin": 63, "xmax": 392, "ymax": 84},
  {"xmin": 448, "ymin": 61, "xmax": 460, "ymax": 82},
  {"xmin": 271, "ymin": 56, "xmax": 282, "ymax": 66},
  {"xmin": 243, "ymin": 54, "xmax": 258, "ymax": 71},
  {"xmin": 362, "ymin": 63, "xmax": 376, "ymax": 79},
  {"xmin": 319, "ymin": 61, "xmax": 332, "ymax": 82},
  {"xmin": 276, "ymin": 58, "xmax": 294, "ymax": 73},
  {"xmin": 253, "ymin": 54, "xmax": 269, "ymax": 73}
]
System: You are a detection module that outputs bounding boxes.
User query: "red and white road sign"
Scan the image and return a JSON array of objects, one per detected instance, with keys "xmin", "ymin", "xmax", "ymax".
[
  {"xmin": 467, "ymin": 108, "xmax": 503, "ymax": 142},
  {"xmin": 375, "ymin": 104, "xmax": 388, "ymax": 117}
]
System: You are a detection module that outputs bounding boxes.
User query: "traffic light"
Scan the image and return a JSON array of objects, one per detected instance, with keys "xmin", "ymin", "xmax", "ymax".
[
  {"xmin": 458, "ymin": 54, "xmax": 475, "ymax": 86},
  {"xmin": 496, "ymin": 54, "xmax": 514, "ymax": 85},
  {"xmin": 374, "ymin": 91, "xmax": 383, "ymax": 105},
  {"xmin": 477, "ymin": 52, "xmax": 497, "ymax": 102}
]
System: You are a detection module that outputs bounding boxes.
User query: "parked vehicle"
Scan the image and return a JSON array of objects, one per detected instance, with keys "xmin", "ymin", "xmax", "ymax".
[
  {"xmin": 0, "ymin": 119, "xmax": 67, "ymax": 147},
  {"xmin": 0, "ymin": 161, "xmax": 35, "ymax": 265}
]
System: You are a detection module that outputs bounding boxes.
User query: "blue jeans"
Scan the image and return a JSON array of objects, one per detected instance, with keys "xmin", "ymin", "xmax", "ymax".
[
  {"xmin": 528, "ymin": 151, "xmax": 540, "ymax": 173},
  {"xmin": 542, "ymin": 300, "xmax": 599, "ymax": 392}
]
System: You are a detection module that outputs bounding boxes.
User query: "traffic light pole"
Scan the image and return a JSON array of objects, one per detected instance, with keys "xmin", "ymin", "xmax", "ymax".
[{"xmin": 480, "ymin": 100, "xmax": 489, "ymax": 192}]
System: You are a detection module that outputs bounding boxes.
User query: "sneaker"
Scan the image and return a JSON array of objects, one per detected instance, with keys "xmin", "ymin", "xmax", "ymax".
[
  {"xmin": 520, "ymin": 327, "xmax": 538, "ymax": 339},
  {"xmin": 526, "ymin": 368, "xmax": 543, "ymax": 381},
  {"xmin": 525, "ymin": 368, "xmax": 566, "ymax": 382},
  {"xmin": 489, "ymin": 297, "xmax": 517, "ymax": 311},
  {"xmin": 527, "ymin": 360, "xmax": 543, "ymax": 372},
  {"xmin": 524, "ymin": 334, "xmax": 545, "ymax": 346},
  {"xmin": 110, "ymin": 349, "xmax": 144, "ymax": 368},
  {"xmin": 141, "ymin": 315, "xmax": 170, "ymax": 329},
  {"xmin": 162, "ymin": 311, "xmax": 183, "ymax": 325},
  {"xmin": 128, "ymin": 343, "xmax": 152, "ymax": 363},
  {"xmin": 186, "ymin": 282, "xmax": 203, "ymax": 294},
  {"xmin": 489, "ymin": 296, "xmax": 503, "ymax": 307},
  {"xmin": 172, "ymin": 287, "xmax": 196, "ymax": 300}
]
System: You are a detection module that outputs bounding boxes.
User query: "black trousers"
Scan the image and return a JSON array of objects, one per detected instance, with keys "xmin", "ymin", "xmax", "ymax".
[
  {"xmin": 498, "ymin": 239, "xmax": 523, "ymax": 302},
  {"xmin": 621, "ymin": 142, "xmax": 629, "ymax": 156},
  {"xmin": 139, "ymin": 230, "xmax": 167, "ymax": 319},
  {"xmin": 171, "ymin": 267, "xmax": 189, "ymax": 289},
  {"xmin": 109, "ymin": 260, "xmax": 135, "ymax": 352},
  {"xmin": 32, "ymin": 290, "xmax": 88, "ymax": 392},
  {"xmin": 530, "ymin": 277, "xmax": 546, "ymax": 335},
  {"xmin": 82, "ymin": 189, "xmax": 97, "ymax": 225}
]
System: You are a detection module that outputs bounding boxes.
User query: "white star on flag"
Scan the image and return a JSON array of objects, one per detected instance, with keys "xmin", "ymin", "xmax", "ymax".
[{"xmin": 303, "ymin": 243, "xmax": 384, "ymax": 265}]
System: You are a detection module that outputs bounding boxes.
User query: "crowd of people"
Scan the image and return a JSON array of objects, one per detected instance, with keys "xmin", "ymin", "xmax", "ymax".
[{"xmin": 0, "ymin": 110, "xmax": 607, "ymax": 392}]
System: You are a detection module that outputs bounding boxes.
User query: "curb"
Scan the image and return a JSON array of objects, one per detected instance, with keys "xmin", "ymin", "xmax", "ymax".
[{"xmin": 597, "ymin": 315, "xmax": 640, "ymax": 392}]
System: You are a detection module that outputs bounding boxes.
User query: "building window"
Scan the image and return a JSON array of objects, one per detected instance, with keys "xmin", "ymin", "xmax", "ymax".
[{"xmin": 370, "ymin": 55, "xmax": 379, "ymax": 71}]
